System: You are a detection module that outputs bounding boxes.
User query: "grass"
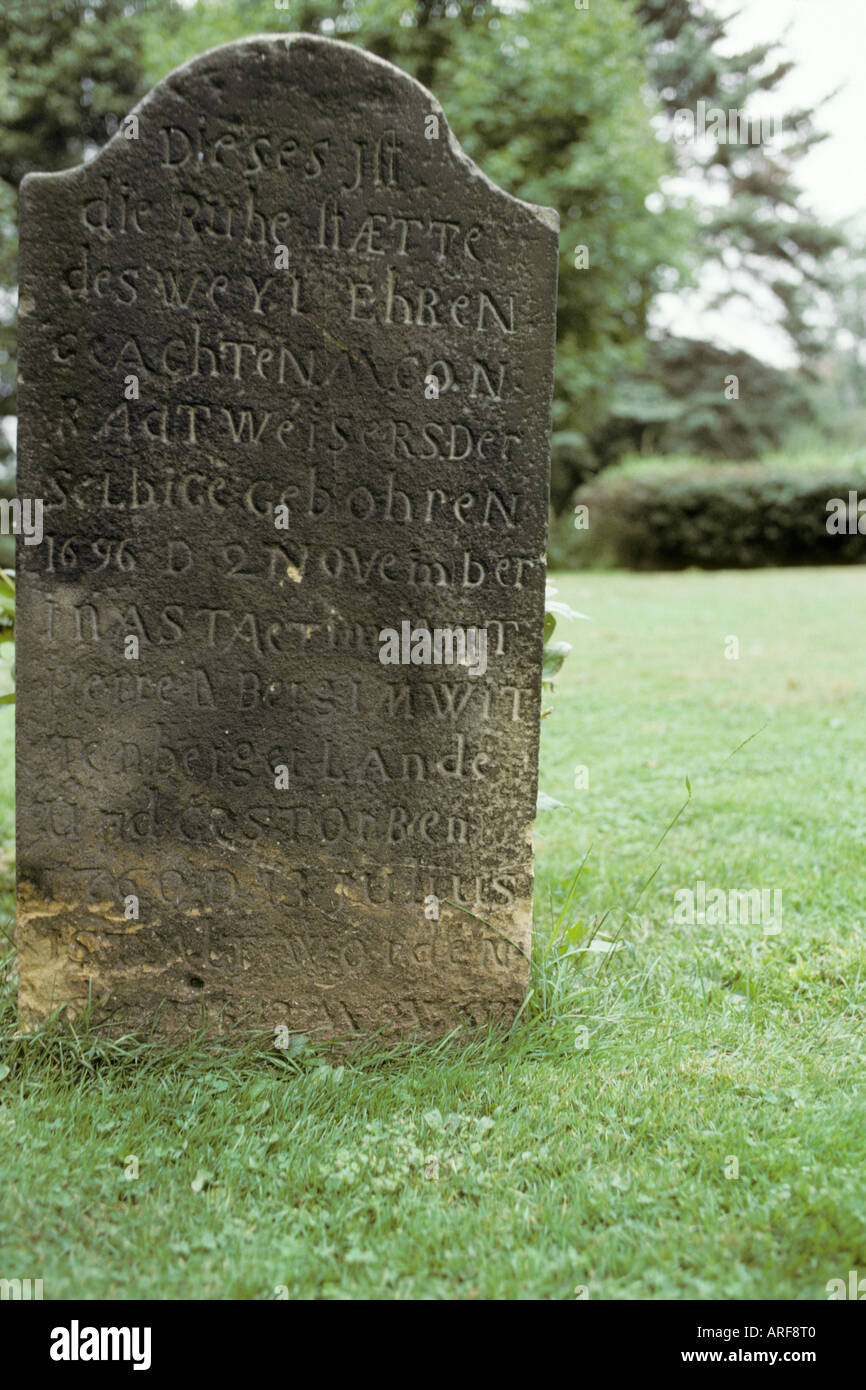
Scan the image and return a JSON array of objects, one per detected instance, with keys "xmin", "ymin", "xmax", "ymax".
[
  {"xmin": 1, "ymin": 567, "xmax": 865, "ymax": 1300},
  {"xmin": 601, "ymin": 442, "xmax": 866, "ymax": 479}
]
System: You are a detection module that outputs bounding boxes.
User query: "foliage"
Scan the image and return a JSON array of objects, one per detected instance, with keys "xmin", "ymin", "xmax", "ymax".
[
  {"xmin": 542, "ymin": 586, "xmax": 587, "ymax": 701},
  {"xmin": 0, "ymin": 568, "xmax": 13, "ymax": 706},
  {"xmin": 0, "ymin": 0, "xmax": 144, "ymax": 189},
  {"xmin": 814, "ymin": 224, "xmax": 866, "ymax": 425},
  {"xmin": 0, "ymin": 0, "xmax": 148, "ymax": 468},
  {"xmin": 0, "ymin": 0, "xmax": 851, "ymax": 499},
  {"xmin": 545, "ymin": 0, "xmax": 849, "ymax": 499},
  {"xmin": 537, "ymin": 583, "xmax": 586, "ymax": 811},
  {"xmin": 0, "ymin": 183, "xmax": 16, "ymax": 476},
  {"xmin": 551, "ymin": 452, "xmax": 866, "ymax": 570},
  {"xmin": 140, "ymin": 0, "xmax": 693, "ymax": 489},
  {"xmin": 549, "ymin": 333, "xmax": 819, "ymax": 503},
  {"xmin": 637, "ymin": 0, "xmax": 847, "ymax": 359}
]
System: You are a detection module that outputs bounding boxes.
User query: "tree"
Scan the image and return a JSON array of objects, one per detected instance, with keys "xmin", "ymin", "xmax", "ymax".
[
  {"xmin": 142, "ymin": 0, "xmax": 694, "ymax": 504},
  {"xmin": 3, "ymin": 0, "xmax": 844, "ymax": 515},
  {"xmin": 637, "ymin": 0, "xmax": 845, "ymax": 359},
  {"xmin": 592, "ymin": 333, "xmax": 816, "ymax": 468},
  {"xmin": 0, "ymin": 0, "xmax": 148, "ymax": 476},
  {"xmin": 805, "ymin": 225, "xmax": 866, "ymax": 441}
]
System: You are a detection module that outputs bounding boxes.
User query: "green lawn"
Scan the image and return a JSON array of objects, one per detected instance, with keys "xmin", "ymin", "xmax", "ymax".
[{"xmin": 1, "ymin": 567, "xmax": 864, "ymax": 1300}]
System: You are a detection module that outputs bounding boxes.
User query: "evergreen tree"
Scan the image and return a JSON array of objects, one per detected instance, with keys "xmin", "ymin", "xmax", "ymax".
[
  {"xmin": 0, "ymin": 0, "xmax": 147, "ymax": 470},
  {"xmin": 637, "ymin": 0, "xmax": 845, "ymax": 358},
  {"xmin": 143, "ymin": 0, "xmax": 694, "ymax": 501}
]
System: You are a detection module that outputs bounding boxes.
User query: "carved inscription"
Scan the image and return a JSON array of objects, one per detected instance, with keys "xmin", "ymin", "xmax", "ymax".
[{"xmin": 16, "ymin": 35, "xmax": 558, "ymax": 1038}]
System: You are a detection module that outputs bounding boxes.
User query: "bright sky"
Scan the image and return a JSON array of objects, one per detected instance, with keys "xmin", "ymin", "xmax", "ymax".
[
  {"xmin": 659, "ymin": 0, "xmax": 866, "ymax": 363},
  {"xmin": 726, "ymin": 0, "xmax": 866, "ymax": 223}
]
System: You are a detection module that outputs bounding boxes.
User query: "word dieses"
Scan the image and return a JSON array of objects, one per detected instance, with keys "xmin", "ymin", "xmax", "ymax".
[
  {"xmin": 673, "ymin": 880, "xmax": 782, "ymax": 935},
  {"xmin": 826, "ymin": 492, "xmax": 866, "ymax": 534},
  {"xmin": 50, "ymin": 1320, "xmax": 152, "ymax": 1370},
  {"xmin": 0, "ymin": 497, "xmax": 42, "ymax": 545},
  {"xmin": 379, "ymin": 621, "xmax": 488, "ymax": 677}
]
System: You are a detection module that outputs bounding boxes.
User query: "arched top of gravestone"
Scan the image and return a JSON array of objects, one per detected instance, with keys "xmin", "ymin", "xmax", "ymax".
[{"xmin": 20, "ymin": 33, "xmax": 559, "ymax": 234}]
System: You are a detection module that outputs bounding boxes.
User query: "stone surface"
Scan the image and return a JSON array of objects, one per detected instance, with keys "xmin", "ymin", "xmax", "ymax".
[{"xmin": 16, "ymin": 34, "xmax": 559, "ymax": 1039}]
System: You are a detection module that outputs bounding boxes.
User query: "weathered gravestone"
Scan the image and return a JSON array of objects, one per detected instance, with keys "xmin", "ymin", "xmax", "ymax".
[{"xmin": 16, "ymin": 35, "xmax": 559, "ymax": 1039}]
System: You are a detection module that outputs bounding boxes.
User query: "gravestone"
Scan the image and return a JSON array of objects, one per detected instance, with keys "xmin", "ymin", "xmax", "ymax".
[{"xmin": 16, "ymin": 35, "xmax": 559, "ymax": 1039}]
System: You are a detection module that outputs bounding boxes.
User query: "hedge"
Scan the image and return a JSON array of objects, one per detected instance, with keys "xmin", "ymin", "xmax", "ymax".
[{"xmin": 549, "ymin": 459, "xmax": 866, "ymax": 570}]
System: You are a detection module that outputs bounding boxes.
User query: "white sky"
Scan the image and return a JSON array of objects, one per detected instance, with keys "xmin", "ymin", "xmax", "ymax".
[
  {"xmin": 658, "ymin": 0, "xmax": 866, "ymax": 363},
  {"xmin": 726, "ymin": 0, "xmax": 866, "ymax": 223}
]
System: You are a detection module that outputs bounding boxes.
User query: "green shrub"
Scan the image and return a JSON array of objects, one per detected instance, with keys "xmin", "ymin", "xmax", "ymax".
[{"xmin": 550, "ymin": 454, "xmax": 866, "ymax": 570}]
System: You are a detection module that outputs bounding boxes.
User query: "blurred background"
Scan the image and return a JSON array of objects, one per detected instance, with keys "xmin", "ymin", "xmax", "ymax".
[{"xmin": 0, "ymin": 0, "xmax": 864, "ymax": 572}]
